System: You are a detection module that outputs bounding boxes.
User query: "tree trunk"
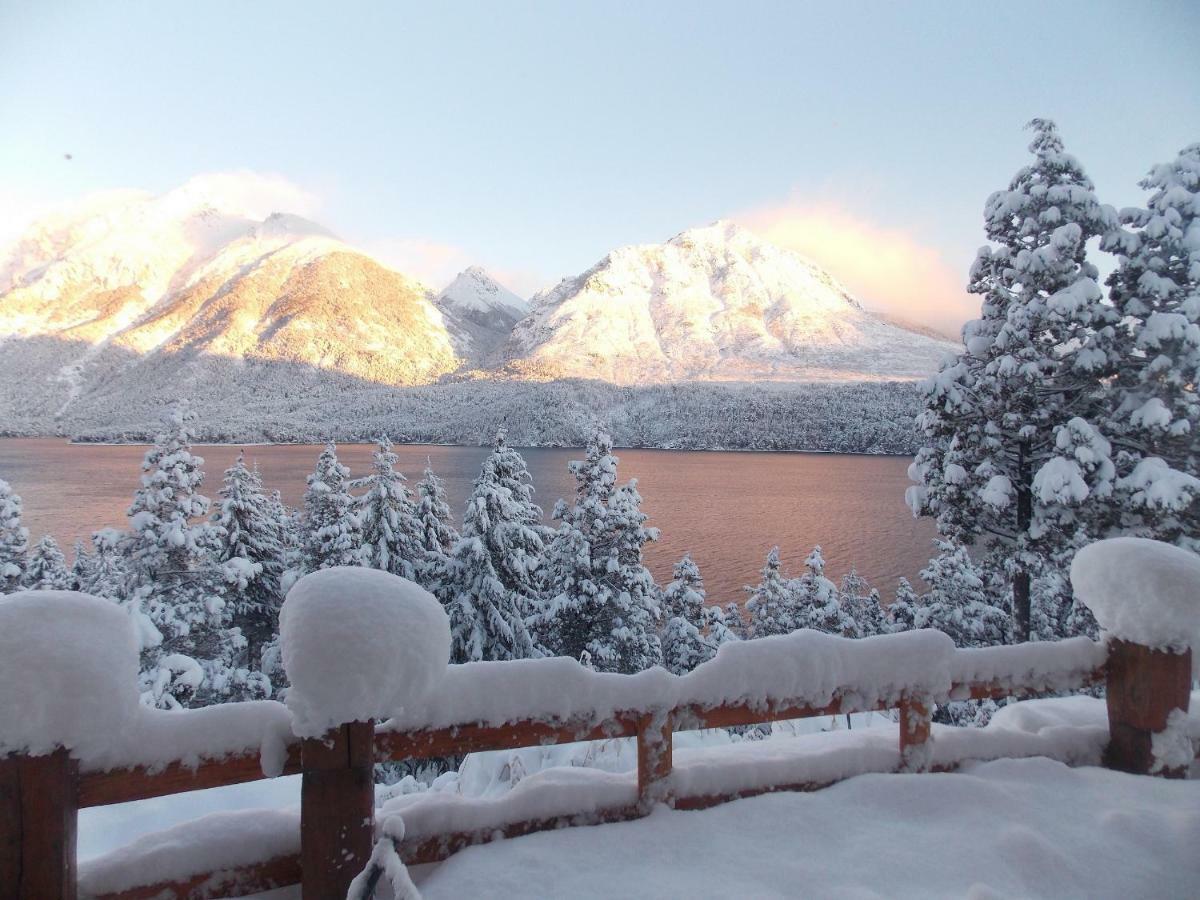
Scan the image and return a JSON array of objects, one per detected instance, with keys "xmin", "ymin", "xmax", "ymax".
[
  {"xmin": 1012, "ymin": 569, "xmax": 1031, "ymax": 643},
  {"xmin": 1012, "ymin": 441, "xmax": 1033, "ymax": 643}
]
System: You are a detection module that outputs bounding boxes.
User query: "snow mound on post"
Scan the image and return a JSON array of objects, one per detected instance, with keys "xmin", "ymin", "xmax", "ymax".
[
  {"xmin": 281, "ymin": 567, "xmax": 451, "ymax": 737},
  {"xmin": 0, "ymin": 591, "xmax": 139, "ymax": 763},
  {"xmin": 1071, "ymin": 538, "xmax": 1200, "ymax": 652}
]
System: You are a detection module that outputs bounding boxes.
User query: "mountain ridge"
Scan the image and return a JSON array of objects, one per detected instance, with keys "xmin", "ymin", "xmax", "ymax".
[{"xmin": 0, "ymin": 181, "xmax": 957, "ymax": 442}]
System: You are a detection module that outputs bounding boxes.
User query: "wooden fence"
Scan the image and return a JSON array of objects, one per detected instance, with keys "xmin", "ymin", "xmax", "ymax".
[{"xmin": 1, "ymin": 636, "xmax": 1193, "ymax": 900}]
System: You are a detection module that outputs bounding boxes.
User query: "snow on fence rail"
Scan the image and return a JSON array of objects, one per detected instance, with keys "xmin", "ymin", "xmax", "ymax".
[{"xmin": 2, "ymin": 539, "xmax": 1198, "ymax": 900}]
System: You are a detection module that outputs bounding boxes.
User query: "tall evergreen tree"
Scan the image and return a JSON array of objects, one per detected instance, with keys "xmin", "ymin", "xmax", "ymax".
[
  {"xmin": 838, "ymin": 568, "xmax": 885, "ymax": 637},
  {"xmin": 415, "ymin": 460, "xmax": 457, "ymax": 561},
  {"xmin": 429, "ymin": 432, "xmax": 543, "ymax": 662},
  {"xmin": 907, "ymin": 119, "xmax": 1117, "ymax": 641},
  {"xmin": 25, "ymin": 535, "xmax": 71, "ymax": 590},
  {"xmin": 1098, "ymin": 143, "xmax": 1200, "ymax": 552},
  {"xmin": 69, "ymin": 538, "xmax": 94, "ymax": 592},
  {"xmin": 210, "ymin": 453, "xmax": 286, "ymax": 682},
  {"xmin": 532, "ymin": 433, "xmax": 662, "ymax": 673},
  {"xmin": 122, "ymin": 402, "xmax": 227, "ymax": 709},
  {"xmin": 84, "ymin": 528, "xmax": 127, "ymax": 600},
  {"xmin": 592, "ymin": 480, "xmax": 663, "ymax": 672},
  {"xmin": 661, "ymin": 554, "xmax": 715, "ymax": 674},
  {"xmin": 0, "ymin": 478, "xmax": 28, "ymax": 592},
  {"xmin": 302, "ymin": 443, "xmax": 366, "ymax": 570},
  {"xmin": 744, "ymin": 547, "xmax": 796, "ymax": 638},
  {"xmin": 791, "ymin": 545, "xmax": 852, "ymax": 634},
  {"xmin": 354, "ymin": 438, "xmax": 424, "ymax": 580},
  {"xmin": 887, "ymin": 577, "xmax": 920, "ymax": 633},
  {"xmin": 918, "ymin": 542, "xmax": 1011, "ymax": 647}
]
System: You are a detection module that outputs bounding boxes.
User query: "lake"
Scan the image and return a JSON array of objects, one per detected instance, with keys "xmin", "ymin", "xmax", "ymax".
[{"xmin": 0, "ymin": 438, "xmax": 936, "ymax": 604}]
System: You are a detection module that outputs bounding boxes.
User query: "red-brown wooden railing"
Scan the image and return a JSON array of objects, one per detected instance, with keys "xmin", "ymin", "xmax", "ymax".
[{"xmin": 2, "ymin": 636, "xmax": 1194, "ymax": 900}]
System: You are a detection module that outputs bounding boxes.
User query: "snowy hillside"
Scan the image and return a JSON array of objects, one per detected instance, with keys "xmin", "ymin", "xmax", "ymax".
[{"xmin": 506, "ymin": 221, "xmax": 959, "ymax": 383}]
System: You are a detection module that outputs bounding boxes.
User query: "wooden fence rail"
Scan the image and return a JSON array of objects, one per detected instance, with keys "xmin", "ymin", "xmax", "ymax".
[{"xmin": 2, "ymin": 638, "xmax": 1193, "ymax": 900}]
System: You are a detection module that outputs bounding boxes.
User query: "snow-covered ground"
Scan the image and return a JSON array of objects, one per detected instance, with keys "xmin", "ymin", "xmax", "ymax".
[{"xmin": 416, "ymin": 757, "xmax": 1200, "ymax": 900}]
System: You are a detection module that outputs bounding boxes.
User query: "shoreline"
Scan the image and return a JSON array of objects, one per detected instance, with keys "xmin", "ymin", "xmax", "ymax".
[{"xmin": 0, "ymin": 435, "xmax": 914, "ymax": 460}]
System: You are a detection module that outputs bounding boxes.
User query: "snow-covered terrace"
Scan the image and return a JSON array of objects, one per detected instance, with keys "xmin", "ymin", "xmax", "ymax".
[{"xmin": 2, "ymin": 539, "xmax": 1198, "ymax": 899}]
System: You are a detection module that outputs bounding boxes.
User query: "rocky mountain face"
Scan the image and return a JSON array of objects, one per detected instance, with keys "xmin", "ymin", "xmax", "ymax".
[
  {"xmin": 0, "ymin": 181, "xmax": 957, "ymax": 439},
  {"xmin": 504, "ymin": 221, "xmax": 958, "ymax": 383}
]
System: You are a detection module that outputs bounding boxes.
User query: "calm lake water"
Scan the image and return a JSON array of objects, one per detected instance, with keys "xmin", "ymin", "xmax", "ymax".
[{"xmin": 0, "ymin": 438, "xmax": 936, "ymax": 604}]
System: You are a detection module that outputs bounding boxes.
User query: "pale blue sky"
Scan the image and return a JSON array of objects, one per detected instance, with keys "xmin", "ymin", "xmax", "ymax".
[{"xmin": 2, "ymin": 1, "xmax": 1197, "ymax": 327}]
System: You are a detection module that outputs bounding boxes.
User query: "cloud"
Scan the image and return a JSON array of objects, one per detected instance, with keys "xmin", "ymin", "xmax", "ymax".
[
  {"xmin": 735, "ymin": 201, "xmax": 975, "ymax": 337},
  {"xmin": 0, "ymin": 171, "xmax": 323, "ymax": 252},
  {"xmin": 167, "ymin": 171, "xmax": 322, "ymax": 221}
]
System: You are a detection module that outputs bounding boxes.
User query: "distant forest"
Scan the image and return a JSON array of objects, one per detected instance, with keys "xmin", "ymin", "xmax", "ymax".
[{"xmin": 57, "ymin": 379, "xmax": 923, "ymax": 454}]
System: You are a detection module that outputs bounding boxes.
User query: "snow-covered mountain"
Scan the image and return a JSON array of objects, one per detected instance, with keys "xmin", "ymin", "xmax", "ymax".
[
  {"xmin": 435, "ymin": 267, "xmax": 529, "ymax": 366},
  {"xmin": 0, "ymin": 178, "xmax": 465, "ymax": 427},
  {"xmin": 504, "ymin": 221, "xmax": 958, "ymax": 383},
  {"xmin": 0, "ymin": 183, "xmax": 955, "ymax": 443}
]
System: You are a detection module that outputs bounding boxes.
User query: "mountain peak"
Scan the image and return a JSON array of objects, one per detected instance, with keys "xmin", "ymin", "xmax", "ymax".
[
  {"xmin": 507, "ymin": 223, "xmax": 956, "ymax": 384},
  {"xmin": 438, "ymin": 267, "xmax": 528, "ymax": 317},
  {"xmin": 668, "ymin": 219, "xmax": 760, "ymax": 249}
]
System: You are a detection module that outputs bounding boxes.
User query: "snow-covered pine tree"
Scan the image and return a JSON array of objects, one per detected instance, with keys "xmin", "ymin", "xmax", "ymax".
[
  {"xmin": 415, "ymin": 460, "xmax": 457, "ymax": 561},
  {"xmin": 121, "ymin": 402, "xmax": 228, "ymax": 709},
  {"xmin": 532, "ymin": 434, "xmax": 618, "ymax": 659},
  {"xmin": 918, "ymin": 541, "xmax": 1010, "ymax": 647},
  {"xmin": 722, "ymin": 601, "xmax": 748, "ymax": 640},
  {"xmin": 354, "ymin": 438, "xmax": 424, "ymax": 581},
  {"xmin": 792, "ymin": 545, "xmax": 853, "ymax": 635},
  {"xmin": 302, "ymin": 443, "xmax": 366, "ymax": 570},
  {"xmin": 429, "ymin": 431, "xmax": 543, "ymax": 662},
  {"xmin": 24, "ymin": 535, "xmax": 71, "ymax": 590},
  {"xmin": 837, "ymin": 568, "xmax": 885, "ymax": 637},
  {"xmin": 535, "ymin": 516, "xmax": 602, "ymax": 660},
  {"xmin": 887, "ymin": 577, "xmax": 920, "ymax": 633},
  {"xmin": 744, "ymin": 547, "xmax": 796, "ymax": 638},
  {"xmin": 69, "ymin": 538, "xmax": 92, "ymax": 591},
  {"xmin": 704, "ymin": 603, "xmax": 741, "ymax": 649},
  {"xmin": 1098, "ymin": 143, "xmax": 1200, "ymax": 552},
  {"xmin": 906, "ymin": 119, "xmax": 1117, "ymax": 641},
  {"xmin": 84, "ymin": 528, "xmax": 127, "ymax": 600},
  {"xmin": 473, "ymin": 429, "xmax": 547, "ymax": 611},
  {"xmin": 0, "ymin": 478, "xmax": 29, "ymax": 592},
  {"xmin": 590, "ymin": 480, "xmax": 663, "ymax": 672},
  {"xmin": 210, "ymin": 453, "xmax": 286, "ymax": 692},
  {"xmin": 532, "ymin": 433, "xmax": 662, "ymax": 673},
  {"xmin": 660, "ymin": 554, "xmax": 715, "ymax": 675}
]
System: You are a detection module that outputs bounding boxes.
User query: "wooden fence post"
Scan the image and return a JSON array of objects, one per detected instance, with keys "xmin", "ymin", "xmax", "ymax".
[
  {"xmin": 0, "ymin": 748, "xmax": 79, "ymax": 900},
  {"xmin": 301, "ymin": 720, "xmax": 375, "ymax": 899},
  {"xmin": 636, "ymin": 711, "xmax": 673, "ymax": 809},
  {"xmin": 898, "ymin": 696, "xmax": 932, "ymax": 773},
  {"xmin": 1105, "ymin": 639, "xmax": 1192, "ymax": 777}
]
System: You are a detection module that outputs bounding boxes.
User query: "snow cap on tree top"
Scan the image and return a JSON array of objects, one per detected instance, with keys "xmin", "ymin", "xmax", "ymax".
[
  {"xmin": 0, "ymin": 591, "xmax": 140, "ymax": 763},
  {"xmin": 1071, "ymin": 538, "xmax": 1200, "ymax": 652},
  {"xmin": 280, "ymin": 567, "xmax": 451, "ymax": 737}
]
